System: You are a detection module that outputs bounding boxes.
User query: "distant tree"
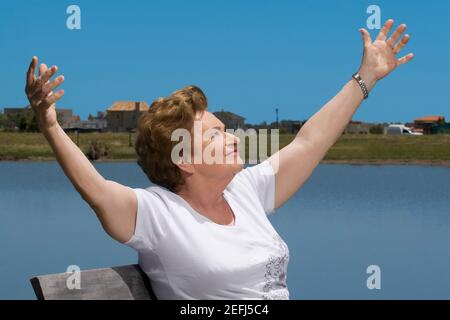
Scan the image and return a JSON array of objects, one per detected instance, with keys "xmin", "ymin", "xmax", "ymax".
[
  {"xmin": 369, "ymin": 124, "xmax": 384, "ymax": 134},
  {"xmin": 3, "ymin": 113, "xmax": 17, "ymax": 131},
  {"xmin": 18, "ymin": 113, "xmax": 27, "ymax": 131},
  {"xmin": 0, "ymin": 112, "xmax": 7, "ymax": 131},
  {"xmin": 88, "ymin": 113, "xmax": 94, "ymax": 120},
  {"xmin": 15, "ymin": 109, "xmax": 39, "ymax": 132}
]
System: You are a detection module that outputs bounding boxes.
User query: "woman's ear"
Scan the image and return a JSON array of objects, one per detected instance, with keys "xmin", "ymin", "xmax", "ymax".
[{"xmin": 175, "ymin": 157, "xmax": 195, "ymax": 175}]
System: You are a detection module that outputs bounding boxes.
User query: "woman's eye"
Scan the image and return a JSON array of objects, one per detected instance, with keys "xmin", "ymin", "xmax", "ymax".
[{"xmin": 211, "ymin": 131, "xmax": 220, "ymax": 140}]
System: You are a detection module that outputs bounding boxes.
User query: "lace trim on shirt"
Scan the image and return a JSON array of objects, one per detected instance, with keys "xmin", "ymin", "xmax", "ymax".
[{"xmin": 262, "ymin": 232, "xmax": 290, "ymax": 300}]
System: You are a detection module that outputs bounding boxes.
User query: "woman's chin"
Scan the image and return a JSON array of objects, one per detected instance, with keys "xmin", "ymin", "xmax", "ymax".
[{"xmin": 223, "ymin": 156, "xmax": 244, "ymax": 172}]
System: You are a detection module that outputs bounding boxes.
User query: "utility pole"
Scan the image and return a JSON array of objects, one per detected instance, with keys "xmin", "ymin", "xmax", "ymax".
[{"xmin": 275, "ymin": 108, "xmax": 279, "ymax": 129}]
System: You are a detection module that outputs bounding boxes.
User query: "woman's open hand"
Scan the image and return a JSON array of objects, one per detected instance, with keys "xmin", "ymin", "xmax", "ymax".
[
  {"xmin": 358, "ymin": 19, "xmax": 414, "ymax": 87},
  {"xmin": 25, "ymin": 56, "xmax": 65, "ymax": 131}
]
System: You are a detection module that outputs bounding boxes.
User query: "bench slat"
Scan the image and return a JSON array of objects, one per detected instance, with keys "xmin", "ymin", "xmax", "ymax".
[{"xmin": 30, "ymin": 264, "xmax": 156, "ymax": 300}]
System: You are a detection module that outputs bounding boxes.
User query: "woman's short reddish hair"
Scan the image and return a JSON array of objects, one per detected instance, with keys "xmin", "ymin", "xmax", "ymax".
[{"xmin": 134, "ymin": 85, "xmax": 207, "ymax": 192}]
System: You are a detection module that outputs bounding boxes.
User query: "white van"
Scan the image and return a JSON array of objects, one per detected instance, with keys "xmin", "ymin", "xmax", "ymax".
[{"xmin": 385, "ymin": 124, "xmax": 423, "ymax": 135}]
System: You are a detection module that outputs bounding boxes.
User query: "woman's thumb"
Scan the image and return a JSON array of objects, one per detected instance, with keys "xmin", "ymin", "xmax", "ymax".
[{"xmin": 359, "ymin": 28, "xmax": 372, "ymax": 47}]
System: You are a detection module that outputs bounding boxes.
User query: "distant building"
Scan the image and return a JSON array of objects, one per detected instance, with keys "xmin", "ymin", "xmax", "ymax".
[
  {"xmin": 4, "ymin": 105, "xmax": 79, "ymax": 129},
  {"xmin": 278, "ymin": 120, "xmax": 303, "ymax": 134},
  {"xmin": 414, "ymin": 116, "xmax": 446, "ymax": 134},
  {"xmin": 3, "ymin": 106, "xmax": 29, "ymax": 118},
  {"xmin": 344, "ymin": 120, "xmax": 370, "ymax": 134},
  {"xmin": 213, "ymin": 110, "xmax": 245, "ymax": 130},
  {"xmin": 65, "ymin": 111, "xmax": 107, "ymax": 132},
  {"xmin": 106, "ymin": 101, "xmax": 149, "ymax": 132},
  {"xmin": 3, "ymin": 106, "xmax": 29, "ymax": 130},
  {"xmin": 57, "ymin": 109, "xmax": 79, "ymax": 129}
]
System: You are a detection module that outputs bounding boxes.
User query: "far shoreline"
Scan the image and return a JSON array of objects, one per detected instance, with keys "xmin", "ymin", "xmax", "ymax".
[
  {"xmin": 1, "ymin": 156, "xmax": 450, "ymax": 167},
  {"xmin": 320, "ymin": 159, "xmax": 450, "ymax": 167}
]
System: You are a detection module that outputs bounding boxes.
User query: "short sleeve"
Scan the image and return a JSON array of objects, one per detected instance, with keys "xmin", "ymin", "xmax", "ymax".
[
  {"xmin": 124, "ymin": 188, "xmax": 167, "ymax": 252},
  {"xmin": 234, "ymin": 160, "xmax": 276, "ymax": 215}
]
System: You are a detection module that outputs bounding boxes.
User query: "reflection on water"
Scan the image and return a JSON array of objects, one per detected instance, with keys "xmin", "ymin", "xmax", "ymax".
[{"xmin": 1, "ymin": 161, "xmax": 449, "ymax": 299}]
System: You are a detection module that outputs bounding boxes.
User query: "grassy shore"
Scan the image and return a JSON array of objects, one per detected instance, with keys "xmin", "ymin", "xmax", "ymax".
[{"xmin": 1, "ymin": 131, "xmax": 450, "ymax": 166}]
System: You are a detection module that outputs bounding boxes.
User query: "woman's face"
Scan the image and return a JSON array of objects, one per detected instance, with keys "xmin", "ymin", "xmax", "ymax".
[{"xmin": 190, "ymin": 111, "xmax": 244, "ymax": 180}]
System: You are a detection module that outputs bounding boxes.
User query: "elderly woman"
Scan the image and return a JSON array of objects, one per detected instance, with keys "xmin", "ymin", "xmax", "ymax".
[{"xmin": 25, "ymin": 19, "xmax": 412, "ymax": 300}]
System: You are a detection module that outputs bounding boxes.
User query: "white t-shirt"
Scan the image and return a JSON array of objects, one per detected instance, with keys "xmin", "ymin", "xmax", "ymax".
[{"xmin": 125, "ymin": 160, "xmax": 290, "ymax": 300}]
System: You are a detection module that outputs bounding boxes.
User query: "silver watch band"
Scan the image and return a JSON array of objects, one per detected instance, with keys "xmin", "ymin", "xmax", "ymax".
[{"xmin": 352, "ymin": 72, "xmax": 369, "ymax": 99}]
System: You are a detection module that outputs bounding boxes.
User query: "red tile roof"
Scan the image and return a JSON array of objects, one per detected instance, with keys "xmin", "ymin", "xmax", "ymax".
[
  {"xmin": 414, "ymin": 116, "xmax": 445, "ymax": 122},
  {"xmin": 107, "ymin": 101, "xmax": 149, "ymax": 112}
]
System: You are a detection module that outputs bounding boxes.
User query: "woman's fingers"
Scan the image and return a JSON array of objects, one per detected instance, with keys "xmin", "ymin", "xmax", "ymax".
[
  {"xmin": 26, "ymin": 57, "xmax": 65, "ymax": 109},
  {"xmin": 376, "ymin": 19, "xmax": 394, "ymax": 41},
  {"xmin": 42, "ymin": 89, "xmax": 65, "ymax": 108},
  {"xmin": 26, "ymin": 56, "xmax": 38, "ymax": 94},
  {"xmin": 39, "ymin": 63, "xmax": 48, "ymax": 77},
  {"xmin": 386, "ymin": 24, "xmax": 406, "ymax": 48},
  {"xmin": 393, "ymin": 34, "xmax": 410, "ymax": 54},
  {"xmin": 39, "ymin": 65, "xmax": 58, "ymax": 87},
  {"xmin": 34, "ymin": 75, "xmax": 65, "ymax": 102},
  {"xmin": 359, "ymin": 28, "xmax": 372, "ymax": 47},
  {"xmin": 397, "ymin": 53, "xmax": 414, "ymax": 66},
  {"xmin": 31, "ymin": 65, "xmax": 58, "ymax": 96},
  {"xmin": 45, "ymin": 75, "xmax": 65, "ymax": 94}
]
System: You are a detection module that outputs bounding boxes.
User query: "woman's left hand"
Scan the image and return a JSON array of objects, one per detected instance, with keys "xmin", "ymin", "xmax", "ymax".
[{"xmin": 358, "ymin": 19, "xmax": 414, "ymax": 87}]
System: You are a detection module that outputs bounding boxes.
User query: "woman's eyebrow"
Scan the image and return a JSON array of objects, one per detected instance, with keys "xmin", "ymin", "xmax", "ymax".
[{"xmin": 212, "ymin": 125, "xmax": 225, "ymax": 131}]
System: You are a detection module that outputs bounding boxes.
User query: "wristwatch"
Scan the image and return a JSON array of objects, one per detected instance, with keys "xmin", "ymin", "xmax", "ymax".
[{"xmin": 352, "ymin": 72, "xmax": 369, "ymax": 100}]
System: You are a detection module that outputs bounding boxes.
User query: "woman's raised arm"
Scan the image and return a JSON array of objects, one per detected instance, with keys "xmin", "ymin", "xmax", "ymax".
[
  {"xmin": 268, "ymin": 19, "xmax": 414, "ymax": 209},
  {"xmin": 25, "ymin": 56, "xmax": 137, "ymax": 243}
]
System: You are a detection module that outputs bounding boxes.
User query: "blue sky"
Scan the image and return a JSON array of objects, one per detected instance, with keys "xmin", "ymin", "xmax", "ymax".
[{"xmin": 1, "ymin": 0, "xmax": 449, "ymax": 124}]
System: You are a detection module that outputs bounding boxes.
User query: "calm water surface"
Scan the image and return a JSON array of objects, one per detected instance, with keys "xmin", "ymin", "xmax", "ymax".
[{"xmin": 1, "ymin": 161, "xmax": 449, "ymax": 299}]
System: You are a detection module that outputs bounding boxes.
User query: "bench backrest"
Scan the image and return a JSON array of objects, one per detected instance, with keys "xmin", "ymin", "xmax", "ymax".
[{"xmin": 30, "ymin": 264, "xmax": 157, "ymax": 300}]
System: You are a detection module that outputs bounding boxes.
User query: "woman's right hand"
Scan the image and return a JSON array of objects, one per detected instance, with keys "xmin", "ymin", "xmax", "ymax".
[{"xmin": 25, "ymin": 56, "xmax": 65, "ymax": 131}]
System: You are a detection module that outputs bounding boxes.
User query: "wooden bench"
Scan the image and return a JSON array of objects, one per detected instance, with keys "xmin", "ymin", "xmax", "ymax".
[{"xmin": 30, "ymin": 264, "xmax": 157, "ymax": 300}]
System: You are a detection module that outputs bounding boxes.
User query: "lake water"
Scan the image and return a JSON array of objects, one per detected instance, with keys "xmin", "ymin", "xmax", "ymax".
[{"xmin": 1, "ymin": 161, "xmax": 449, "ymax": 299}]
